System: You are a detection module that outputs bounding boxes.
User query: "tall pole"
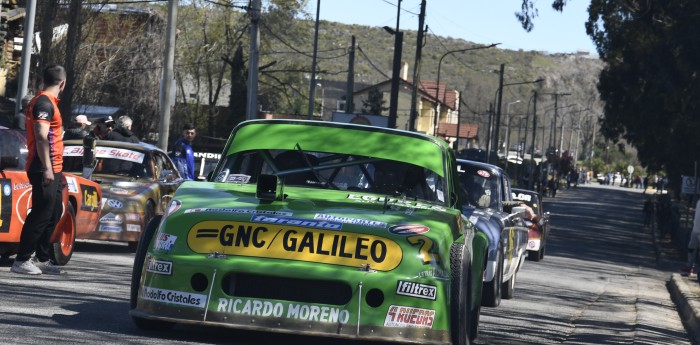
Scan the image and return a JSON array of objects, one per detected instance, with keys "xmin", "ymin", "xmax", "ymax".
[
  {"xmin": 15, "ymin": 0, "xmax": 36, "ymax": 117},
  {"xmin": 306, "ymin": 0, "xmax": 320, "ymax": 119},
  {"xmin": 387, "ymin": 0, "xmax": 402, "ymax": 129},
  {"xmin": 491, "ymin": 63, "xmax": 505, "ymax": 164},
  {"xmin": 486, "ymin": 103, "xmax": 494, "ymax": 158},
  {"xmin": 157, "ymin": 0, "xmax": 178, "ymax": 151},
  {"xmin": 544, "ymin": 92, "xmax": 570, "ymax": 153},
  {"xmin": 408, "ymin": 0, "xmax": 426, "ymax": 132},
  {"xmin": 433, "ymin": 43, "xmax": 498, "ymax": 137},
  {"xmin": 344, "ymin": 35, "xmax": 355, "ymax": 114},
  {"xmin": 528, "ymin": 91, "xmax": 538, "ymax": 190},
  {"xmin": 454, "ymin": 92, "xmax": 462, "ymax": 150},
  {"xmin": 247, "ymin": 0, "xmax": 261, "ymax": 120}
]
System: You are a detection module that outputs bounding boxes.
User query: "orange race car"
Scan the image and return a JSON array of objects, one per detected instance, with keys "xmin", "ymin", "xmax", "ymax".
[{"xmin": 0, "ymin": 126, "xmax": 102, "ymax": 265}]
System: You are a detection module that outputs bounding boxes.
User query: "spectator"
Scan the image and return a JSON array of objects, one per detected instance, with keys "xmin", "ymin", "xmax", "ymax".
[
  {"xmin": 91, "ymin": 116, "xmax": 114, "ymax": 139},
  {"xmin": 106, "ymin": 115, "xmax": 139, "ymax": 143},
  {"xmin": 63, "ymin": 115, "xmax": 91, "ymax": 140},
  {"xmin": 170, "ymin": 123, "xmax": 196, "ymax": 180},
  {"xmin": 13, "ymin": 94, "xmax": 33, "ymax": 130}
]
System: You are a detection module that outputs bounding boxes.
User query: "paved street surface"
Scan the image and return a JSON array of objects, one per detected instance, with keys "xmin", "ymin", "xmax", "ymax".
[
  {"xmin": 475, "ymin": 183, "xmax": 691, "ymax": 344},
  {"xmin": 0, "ymin": 183, "xmax": 692, "ymax": 344}
]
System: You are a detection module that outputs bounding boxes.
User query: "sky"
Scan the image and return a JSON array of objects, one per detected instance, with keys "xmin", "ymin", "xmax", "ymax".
[{"xmin": 304, "ymin": 0, "xmax": 597, "ymax": 55}]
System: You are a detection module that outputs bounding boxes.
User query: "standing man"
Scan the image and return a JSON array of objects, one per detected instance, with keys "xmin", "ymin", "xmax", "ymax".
[
  {"xmin": 170, "ymin": 123, "xmax": 196, "ymax": 180},
  {"xmin": 11, "ymin": 64, "xmax": 67, "ymax": 275}
]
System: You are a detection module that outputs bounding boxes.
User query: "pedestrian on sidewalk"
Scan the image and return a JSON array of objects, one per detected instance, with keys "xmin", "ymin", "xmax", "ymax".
[{"xmin": 681, "ymin": 198, "xmax": 700, "ymax": 277}]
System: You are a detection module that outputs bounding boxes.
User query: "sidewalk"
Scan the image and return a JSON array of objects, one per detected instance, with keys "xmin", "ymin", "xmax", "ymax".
[{"xmin": 651, "ymin": 196, "xmax": 700, "ymax": 345}]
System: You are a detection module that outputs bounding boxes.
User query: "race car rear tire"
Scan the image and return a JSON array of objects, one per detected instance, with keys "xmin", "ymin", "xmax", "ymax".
[
  {"xmin": 51, "ymin": 204, "xmax": 76, "ymax": 266},
  {"xmin": 528, "ymin": 249, "xmax": 542, "ymax": 262},
  {"xmin": 482, "ymin": 243, "xmax": 503, "ymax": 307},
  {"xmin": 501, "ymin": 271, "xmax": 516, "ymax": 300},
  {"xmin": 130, "ymin": 215, "xmax": 173, "ymax": 331},
  {"xmin": 450, "ymin": 243, "xmax": 472, "ymax": 345}
]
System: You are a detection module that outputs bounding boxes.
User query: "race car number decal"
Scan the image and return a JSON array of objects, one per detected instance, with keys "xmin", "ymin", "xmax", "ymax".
[
  {"xmin": 407, "ymin": 235, "xmax": 441, "ymax": 264},
  {"xmin": 512, "ymin": 192, "xmax": 532, "ymax": 202},
  {"xmin": 187, "ymin": 221, "xmax": 402, "ymax": 271},
  {"xmin": 384, "ymin": 305, "xmax": 435, "ymax": 328}
]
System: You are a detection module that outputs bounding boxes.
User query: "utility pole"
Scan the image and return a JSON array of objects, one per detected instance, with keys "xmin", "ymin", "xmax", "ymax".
[
  {"xmin": 157, "ymin": 0, "xmax": 178, "ymax": 151},
  {"xmin": 528, "ymin": 91, "xmax": 538, "ymax": 189},
  {"xmin": 15, "ymin": 0, "xmax": 36, "ymax": 117},
  {"xmin": 454, "ymin": 92, "xmax": 462, "ymax": 150},
  {"xmin": 247, "ymin": 0, "xmax": 261, "ymax": 120},
  {"xmin": 490, "ymin": 63, "xmax": 505, "ymax": 164},
  {"xmin": 306, "ymin": 0, "xmax": 320, "ymax": 119},
  {"xmin": 543, "ymin": 92, "xmax": 570, "ymax": 153},
  {"xmin": 408, "ymin": 0, "xmax": 426, "ymax": 132},
  {"xmin": 344, "ymin": 35, "xmax": 355, "ymax": 114},
  {"xmin": 386, "ymin": 0, "xmax": 402, "ymax": 129}
]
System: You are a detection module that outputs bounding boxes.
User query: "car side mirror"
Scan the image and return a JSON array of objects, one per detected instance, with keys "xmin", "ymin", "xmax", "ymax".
[
  {"xmin": 160, "ymin": 169, "xmax": 176, "ymax": 182},
  {"xmin": 0, "ymin": 156, "xmax": 19, "ymax": 169}
]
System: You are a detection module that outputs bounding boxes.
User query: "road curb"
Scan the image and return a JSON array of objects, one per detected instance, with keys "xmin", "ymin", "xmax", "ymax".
[{"xmin": 668, "ymin": 274, "xmax": 700, "ymax": 345}]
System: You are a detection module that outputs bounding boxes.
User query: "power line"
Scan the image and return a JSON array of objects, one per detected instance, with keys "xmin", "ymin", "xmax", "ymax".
[
  {"xmin": 260, "ymin": 21, "xmax": 348, "ymax": 60},
  {"xmin": 380, "ymin": 0, "xmax": 419, "ymax": 16},
  {"xmin": 356, "ymin": 45, "xmax": 391, "ymax": 80}
]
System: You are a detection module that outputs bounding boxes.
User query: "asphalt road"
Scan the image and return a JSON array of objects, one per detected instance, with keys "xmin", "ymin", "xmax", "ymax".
[
  {"xmin": 0, "ymin": 183, "xmax": 692, "ymax": 345},
  {"xmin": 475, "ymin": 183, "xmax": 691, "ymax": 344}
]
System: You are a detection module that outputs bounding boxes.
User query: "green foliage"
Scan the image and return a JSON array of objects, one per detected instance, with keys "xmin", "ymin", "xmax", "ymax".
[
  {"xmin": 361, "ymin": 87, "xmax": 387, "ymax": 115},
  {"xmin": 586, "ymin": 0, "xmax": 700, "ymax": 193}
]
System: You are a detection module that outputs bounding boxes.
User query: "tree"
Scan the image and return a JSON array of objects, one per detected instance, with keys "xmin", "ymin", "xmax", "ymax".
[
  {"xmin": 222, "ymin": 44, "xmax": 247, "ymax": 134},
  {"xmin": 584, "ymin": 1, "xmax": 700, "ymax": 193},
  {"xmin": 361, "ymin": 87, "xmax": 387, "ymax": 115}
]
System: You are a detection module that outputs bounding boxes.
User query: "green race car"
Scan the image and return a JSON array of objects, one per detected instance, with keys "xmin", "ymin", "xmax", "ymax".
[{"xmin": 130, "ymin": 120, "xmax": 488, "ymax": 345}]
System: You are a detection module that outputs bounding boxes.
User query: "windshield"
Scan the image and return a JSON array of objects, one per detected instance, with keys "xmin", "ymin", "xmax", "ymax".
[
  {"xmin": 215, "ymin": 149, "xmax": 446, "ymax": 204},
  {"xmin": 63, "ymin": 145, "xmax": 153, "ymax": 179},
  {"xmin": 458, "ymin": 165, "xmax": 499, "ymax": 209},
  {"xmin": 0, "ymin": 129, "xmax": 28, "ymax": 170}
]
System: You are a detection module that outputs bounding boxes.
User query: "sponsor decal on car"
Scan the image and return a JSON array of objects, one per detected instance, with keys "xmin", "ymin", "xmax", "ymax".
[
  {"xmin": 146, "ymin": 258, "xmax": 172, "ymax": 275},
  {"xmin": 389, "ymin": 224, "xmax": 429, "ymax": 235},
  {"xmin": 125, "ymin": 213, "xmax": 141, "ymax": 222},
  {"xmin": 100, "ymin": 212, "xmax": 122, "ymax": 224},
  {"xmin": 417, "ymin": 267, "xmax": 449, "ymax": 279},
  {"xmin": 250, "ymin": 215, "xmax": 343, "ymax": 231},
  {"xmin": 476, "ymin": 169, "xmax": 491, "ymax": 178},
  {"xmin": 81, "ymin": 185, "xmax": 100, "ymax": 212},
  {"xmin": 110, "ymin": 188, "xmax": 130, "ymax": 195},
  {"xmin": 384, "ymin": 305, "xmax": 435, "ymax": 329},
  {"xmin": 183, "ymin": 208, "xmax": 292, "ymax": 217},
  {"xmin": 216, "ymin": 298, "xmax": 351, "ymax": 324},
  {"xmin": 107, "ymin": 199, "xmax": 124, "ymax": 209},
  {"xmin": 126, "ymin": 224, "xmax": 141, "ymax": 232},
  {"xmin": 65, "ymin": 176, "xmax": 79, "ymax": 193},
  {"xmin": 99, "ymin": 224, "xmax": 122, "ymax": 232},
  {"xmin": 139, "ymin": 286, "xmax": 206, "ymax": 308},
  {"xmin": 187, "ymin": 221, "xmax": 402, "ymax": 271},
  {"xmin": 64, "ymin": 146, "xmax": 146, "ymax": 164},
  {"xmin": 314, "ymin": 214, "xmax": 387, "ymax": 228},
  {"xmin": 226, "ymin": 174, "xmax": 251, "ymax": 184},
  {"xmin": 13, "ymin": 181, "xmax": 30, "ymax": 190},
  {"xmin": 396, "ymin": 280, "xmax": 437, "ymax": 300},
  {"xmin": 512, "ymin": 192, "xmax": 532, "ymax": 202},
  {"xmin": 347, "ymin": 194, "xmax": 447, "ymax": 212},
  {"xmin": 155, "ymin": 233, "xmax": 177, "ymax": 252}
]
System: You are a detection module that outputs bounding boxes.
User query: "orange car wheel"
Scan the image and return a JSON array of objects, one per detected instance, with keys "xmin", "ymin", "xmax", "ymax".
[{"xmin": 51, "ymin": 204, "xmax": 76, "ymax": 265}]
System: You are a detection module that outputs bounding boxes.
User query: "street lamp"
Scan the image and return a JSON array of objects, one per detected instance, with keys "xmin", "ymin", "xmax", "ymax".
[
  {"xmin": 432, "ymin": 43, "xmax": 499, "ymax": 136},
  {"xmin": 488, "ymin": 77, "xmax": 543, "ymax": 164}
]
